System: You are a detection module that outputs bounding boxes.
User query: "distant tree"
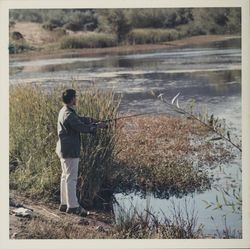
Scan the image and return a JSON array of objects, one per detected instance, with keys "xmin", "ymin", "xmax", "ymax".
[
  {"xmin": 176, "ymin": 9, "xmax": 193, "ymax": 25},
  {"xmin": 126, "ymin": 9, "xmax": 193, "ymax": 29},
  {"xmin": 9, "ymin": 8, "xmax": 241, "ymax": 39},
  {"xmin": 97, "ymin": 9, "xmax": 131, "ymax": 43},
  {"xmin": 127, "ymin": 9, "xmax": 167, "ymax": 28},
  {"xmin": 225, "ymin": 8, "xmax": 241, "ymax": 34},
  {"xmin": 63, "ymin": 10, "xmax": 97, "ymax": 31},
  {"xmin": 191, "ymin": 8, "xmax": 221, "ymax": 34},
  {"xmin": 191, "ymin": 8, "xmax": 240, "ymax": 35},
  {"xmin": 9, "ymin": 20, "xmax": 16, "ymax": 29},
  {"xmin": 9, "ymin": 9, "xmax": 43, "ymax": 23}
]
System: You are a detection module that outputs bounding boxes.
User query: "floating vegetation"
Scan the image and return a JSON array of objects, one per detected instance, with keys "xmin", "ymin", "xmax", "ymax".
[{"xmin": 110, "ymin": 114, "xmax": 235, "ymax": 198}]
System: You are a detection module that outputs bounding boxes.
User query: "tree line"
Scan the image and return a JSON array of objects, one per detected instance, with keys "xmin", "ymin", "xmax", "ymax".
[{"xmin": 10, "ymin": 8, "xmax": 241, "ymax": 41}]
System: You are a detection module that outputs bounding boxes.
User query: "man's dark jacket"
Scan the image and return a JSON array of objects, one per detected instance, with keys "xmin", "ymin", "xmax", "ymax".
[{"xmin": 56, "ymin": 105, "xmax": 97, "ymax": 158}]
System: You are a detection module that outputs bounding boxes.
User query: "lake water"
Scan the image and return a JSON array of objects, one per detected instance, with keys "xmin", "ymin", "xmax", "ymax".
[{"xmin": 9, "ymin": 38, "xmax": 242, "ymax": 237}]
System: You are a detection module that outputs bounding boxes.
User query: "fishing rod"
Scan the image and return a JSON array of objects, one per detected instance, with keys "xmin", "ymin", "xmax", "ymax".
[
  {"xmin": 100, "ymin": 111, "xmax": 165, "ymax": 123},
  {"xmin": 99, "ymin": 92, "xmax": 242, "ymax": 152}
]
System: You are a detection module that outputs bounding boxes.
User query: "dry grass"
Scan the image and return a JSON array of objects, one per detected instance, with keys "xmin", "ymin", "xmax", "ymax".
[
  {"xmin": 11, "ymin": 22, "xmax": 61, "ymax": 45},
  {"xmin": 14, "ymin": 216, "xmax": 109, "ymax": 239},
  {"xmin": 9, "ymin": 84, "xmax": 119, "ymax": 207},
  {"xmin": 11, "ymin": 209, "xmax": 201, "ymax": 239},
  {"xmin": 60, "ymin": 32, "xmax": 117, "ymax": 49}
]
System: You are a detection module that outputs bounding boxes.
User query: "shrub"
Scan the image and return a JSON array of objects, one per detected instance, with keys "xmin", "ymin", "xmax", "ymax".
[
  {"xmin": 8, "ymin": 41, "xmax": 34, "ymax": 54},
  {"xmin": 42, "ymin": 22, "xmax": 57, "ymax": 31},
  {"xmin": 63, "ymin": 22, "xmax": 83, "ymax": 31},
  {"xmin": 11, "ymin": 31, "xmax": 24, "ymax": 40},
  {"xmin": 53, "ymin": 28, "xmax": 67, "ymax": 37},
  {"xmin": 176, "ymin": 23, "xmax": 207, "ymax": 37},
  {"xmin": 63, "ymin": 10, "xmax": 98, "ymax": 32},
  {"xmin": 42, "ymin": 18, "xmax": 64, "ymax": 31},
  {"xmin": 60, "ymin": 32, "xmax": 118, "ymax": 49},
  {"xmin": 9, "ymin": 84, "xmax": 120, "ymax": 207}
]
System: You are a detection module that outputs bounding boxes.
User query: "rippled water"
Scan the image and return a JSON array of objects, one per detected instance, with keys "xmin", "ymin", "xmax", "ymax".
[{"xmin": 9, "ymin": 38, "xmax": 242, "ymax": 237}]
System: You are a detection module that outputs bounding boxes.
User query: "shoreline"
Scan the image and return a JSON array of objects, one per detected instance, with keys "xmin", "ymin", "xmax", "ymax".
[{"xmin": 9, "ymin": 34, "xmax": 240, "ymax": 61}]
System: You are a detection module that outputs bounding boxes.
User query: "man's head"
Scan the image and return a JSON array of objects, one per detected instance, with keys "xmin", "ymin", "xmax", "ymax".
[{"xmin": 62, "ymin": 89, "xmax": 76, "ymax": 105}]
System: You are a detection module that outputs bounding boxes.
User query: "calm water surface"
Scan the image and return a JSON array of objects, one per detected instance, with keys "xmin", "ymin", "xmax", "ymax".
[{"xmin": 9, "ymin": 38, "xmax": 242, "ymax": 237}]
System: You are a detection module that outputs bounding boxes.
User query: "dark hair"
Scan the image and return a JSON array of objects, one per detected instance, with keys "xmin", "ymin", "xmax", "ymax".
[{"xmin": 62, "ymin": 89, "xmax": 76, "ymax": 104}]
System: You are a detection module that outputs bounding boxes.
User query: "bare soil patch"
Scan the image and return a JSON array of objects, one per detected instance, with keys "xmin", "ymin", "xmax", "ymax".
[
  {"xmin": 9, "ymin": 191, "xmax": 113, "ymax": 239},
  {"xmin": 12, "ymin": 22, "xmax": 60, "ymax": 45}
]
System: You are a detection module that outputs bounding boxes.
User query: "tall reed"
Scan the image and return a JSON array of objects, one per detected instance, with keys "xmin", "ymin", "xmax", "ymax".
[
  {"xmin": 128, "ymin": 28, "xmax": 181, "ymax": 45},
  {"xmin": 9, "ymin": 83, "xmax": 120, "ymax": 207},
  {"xmin": 60, "ymin": 32, "xmax": 118, "ymax": 49},
  {"xmin": 114, "ymin": 199, "xmax": 203, "ymax": 239}
]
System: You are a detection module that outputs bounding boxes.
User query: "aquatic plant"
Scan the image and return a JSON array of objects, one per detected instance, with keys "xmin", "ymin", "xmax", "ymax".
[
  {"xmin": 114, "ymin": 198, "xmax": 203, "ymax": 239},
  {"xmin": 203, "ymin": 162, "xmax": 242, "ymax": 226},
  {"xmin": 203, "ymin": 185, "xmax": 242, "ymax": 214}
]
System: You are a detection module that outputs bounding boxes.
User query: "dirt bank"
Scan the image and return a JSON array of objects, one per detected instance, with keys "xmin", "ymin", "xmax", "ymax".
[
  {"xmin": 9, "ymin": 191, "xmax": 113, "ymax": 239},
  {"xmin": 10, "ymin": 34, "xmax": 240, "ymax": 61}
]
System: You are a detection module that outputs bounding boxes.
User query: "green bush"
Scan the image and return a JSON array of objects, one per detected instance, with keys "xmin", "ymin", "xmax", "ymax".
[
  {"xmin": 9, "ymin": 41, "xmax": 34, "ymax": 54},
  {"xmin": 63, "ymin": 22, "xmax": 83, "ymax": 31},
  {"xmin": 9, "ymin": 84, "xmax": 120, "ymax": 207},
  {"xmin": 42, "ymin": 22, "xmax": 57, "ymax": 31},
  {"xmin": 60, "ymin": 32, "xmax": 118, "ymax": 49},
  {"xmin": 128, "ymin": 28, "xmax": 181, "ymax": 44},
  {"xmin": 42, "ymin": 18, "xmax": 64, "ymax": 31},
  {"xmin": 176, "ymin": 23, "xmax": 207, "ymax": 37},
  {"xmin": 53, "ymin": 28, "xmax": 67, "ymax": 37}
]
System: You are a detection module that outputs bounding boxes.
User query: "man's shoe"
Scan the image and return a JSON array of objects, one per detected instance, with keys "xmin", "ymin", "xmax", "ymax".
[
  {"xmin": 59, "ymin": 204, "xmax": 67, "ymax": 212},
  {"xmin": 66, "ymin": 206, "xmax": 89, "ymax": 217}
]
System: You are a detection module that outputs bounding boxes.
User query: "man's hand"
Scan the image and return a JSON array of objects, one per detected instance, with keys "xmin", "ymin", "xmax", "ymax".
[{"xmin": 95, "ymin": 121, "xmax": 108, "ymax": 129}]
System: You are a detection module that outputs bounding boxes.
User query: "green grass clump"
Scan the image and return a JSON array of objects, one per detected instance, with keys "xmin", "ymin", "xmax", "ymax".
[
  {"xmin": 128, "ymin": 28, "xmax": 181, "ymax": 44},
  {"xmin": 9, "ymin": 83, "xmax": 120, "ymax": 207},
  {"xmin": 9, "ymin": 41, "xmax": 35, "ymax": 54},
  {"xmin": 60, "ymin": 32, "xmax": 118, "ymax": 49}
]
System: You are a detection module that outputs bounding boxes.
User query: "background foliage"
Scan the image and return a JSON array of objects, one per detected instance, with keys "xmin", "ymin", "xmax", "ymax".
[{"xmin": 9, "ymin": 8, "xmax": 241, "ymax": 44}]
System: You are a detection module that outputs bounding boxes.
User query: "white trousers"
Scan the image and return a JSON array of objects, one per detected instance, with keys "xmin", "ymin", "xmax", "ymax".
[{"xmin": 60, "ymin": 158, "xmax": 80, "ymax": 208}]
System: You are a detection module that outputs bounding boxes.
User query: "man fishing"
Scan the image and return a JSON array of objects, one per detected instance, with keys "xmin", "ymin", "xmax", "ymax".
[{"xmin": 56, "ymin": 89, "xmax": 106, "ymax": 217}]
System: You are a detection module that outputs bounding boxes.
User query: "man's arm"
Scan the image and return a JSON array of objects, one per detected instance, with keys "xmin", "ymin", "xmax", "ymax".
[{"xmin": 67, "ymin": 113, "xmax": 97, "ymax": 133}]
